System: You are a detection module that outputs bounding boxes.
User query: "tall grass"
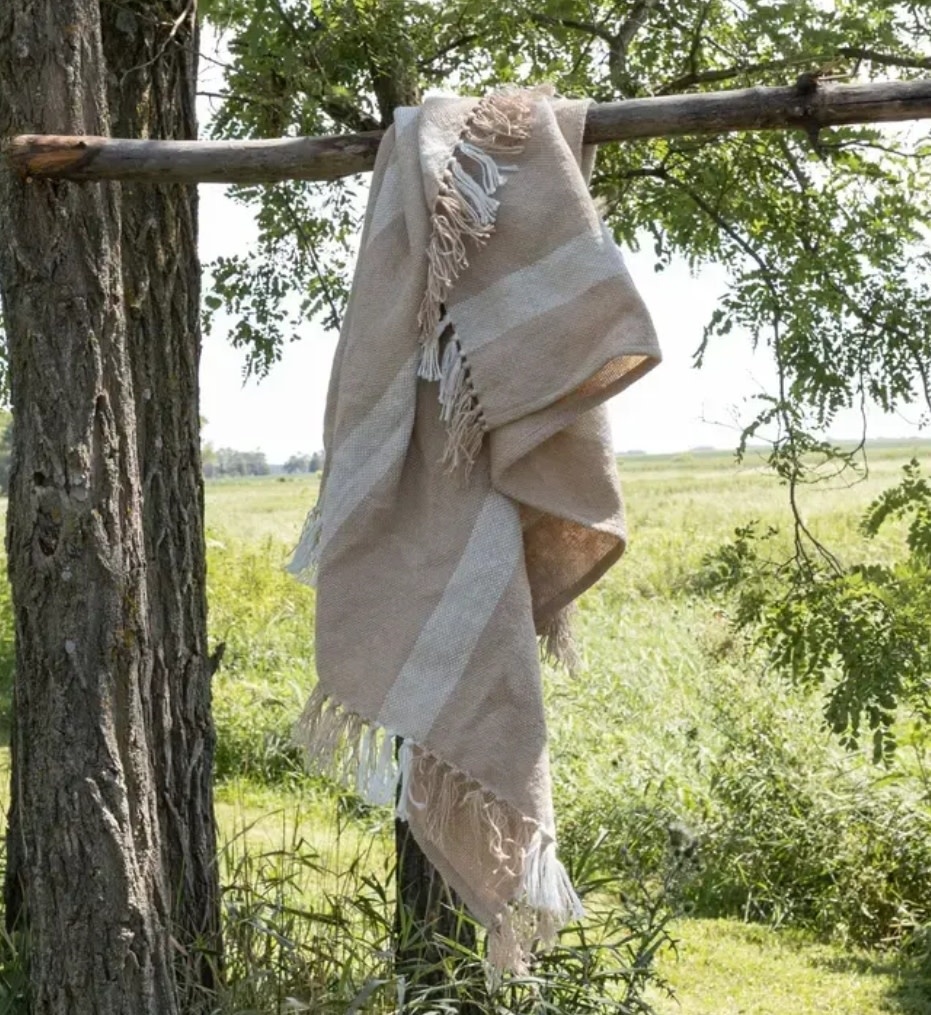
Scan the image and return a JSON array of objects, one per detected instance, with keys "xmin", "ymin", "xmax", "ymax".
[
  {"xmin": 205, "ymin": 445, "xmax": 931, "ymax": 973},
  {"xmin": 4, "ymin": 445, "xmax": 931, "ymax": 1011},
  {"xmin": 211, "ymin": 816, "xmax": 685, "ymax": 1013}
]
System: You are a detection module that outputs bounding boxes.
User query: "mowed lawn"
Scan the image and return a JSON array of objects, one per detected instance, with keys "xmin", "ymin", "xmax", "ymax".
[{"xmin": 205, "ymin": 440, "xmax": 931, "ymax": 1015}]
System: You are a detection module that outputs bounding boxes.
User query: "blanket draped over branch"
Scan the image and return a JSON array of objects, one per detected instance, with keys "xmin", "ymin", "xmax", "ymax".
[{"xmin": 289, "ymin": 88, "xmax": 661, "ymax": 970}]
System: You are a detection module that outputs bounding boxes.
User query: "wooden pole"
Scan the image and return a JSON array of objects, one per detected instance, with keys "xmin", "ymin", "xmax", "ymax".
[{"xmin": 4, "ymin": 77, "xmax": 930, "ymax": 184}]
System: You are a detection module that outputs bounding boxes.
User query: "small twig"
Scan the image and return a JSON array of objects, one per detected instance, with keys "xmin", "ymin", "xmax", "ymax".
[
  {"xmin": 120, "ymin": 0, "xmax": 197, "ymax": 85},
  {"xmin": 527, "ymin": 11, "xmax": 615, "ymax": 45},
  {"xmin": 838, "ymin": 46, "xmax": 931, "ymax": 72},
  {"xmin": 418, "ymin": 33, "xmax": 482, "ymax": 70}
]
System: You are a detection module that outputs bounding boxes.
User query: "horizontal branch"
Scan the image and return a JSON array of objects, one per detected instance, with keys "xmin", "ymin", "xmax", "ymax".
[{"xmin": 4, "ymin": 77, "xmax": 931, "ymax": 184}]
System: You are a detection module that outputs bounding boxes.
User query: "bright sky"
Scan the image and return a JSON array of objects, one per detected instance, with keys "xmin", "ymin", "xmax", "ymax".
[{"xmin": 197, "ymin": 183, "xmax": 926, "ymax": 463}]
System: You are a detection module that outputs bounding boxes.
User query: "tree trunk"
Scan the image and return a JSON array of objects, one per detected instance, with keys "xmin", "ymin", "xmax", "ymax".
[
  {"xmin": 395, "ymin": 818, "xmax": 477, "ymax": 961},
  {"xmin": 395, "ymin": 788, "xmax": 481, "ymax": 1012},
  {"xmin": 0, "ymin": 2, "xmax": 180, "ymax": 1012},
  {"xmin": 99, "ymin": 3, "xmax": 222, "ymax": 1003}
]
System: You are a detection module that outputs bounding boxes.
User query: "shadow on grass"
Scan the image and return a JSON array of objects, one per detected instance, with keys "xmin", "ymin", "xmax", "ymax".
[{"xmin": 810, "ymin": 948, "xmax": 931, "ymax": 1014}]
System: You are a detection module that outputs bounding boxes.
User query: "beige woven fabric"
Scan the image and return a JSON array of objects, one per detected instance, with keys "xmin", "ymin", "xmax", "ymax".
[{"xmin": 289, "ymin": 89, "xmax": 660, "ymax": 970}]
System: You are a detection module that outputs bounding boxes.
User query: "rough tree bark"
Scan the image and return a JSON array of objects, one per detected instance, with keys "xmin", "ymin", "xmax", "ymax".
[
  {"xmin": 0, "ymin": 2, "xmax": 181, "ymax": 1012},
  {"xmin": 99, "ymin": 2, "xmax": 222, "ymax": 1002},
  {"xmin": 395, "ymin": 818, "xmax": 481, "ymax": 1011}
]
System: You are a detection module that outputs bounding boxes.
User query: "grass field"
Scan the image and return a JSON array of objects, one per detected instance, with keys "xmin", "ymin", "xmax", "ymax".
[{"xmin": 202, "ymin": 440, "xmax": 931, "ymax": 1013}]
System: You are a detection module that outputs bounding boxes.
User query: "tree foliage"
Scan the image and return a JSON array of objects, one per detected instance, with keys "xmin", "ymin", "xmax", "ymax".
[
  {"xmin": 199, "ymin": 0, "xmax": 931, "ymax": 750},
  {"xmin": 284, "ymin": 451, "xmax": 323, "ymax": 473},
  {"xmin": 694, "ymin": 460, "xmax": 931, "ymax": 761}
]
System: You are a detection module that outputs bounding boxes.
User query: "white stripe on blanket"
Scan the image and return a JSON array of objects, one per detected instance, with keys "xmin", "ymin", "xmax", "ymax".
[
  {"xmin": 319, "ymin": 352, "xmax": 417, "ymax": 555},
  {"xmin": 451, "ymin": 224, "xmax": 625, "ymax": 349},
  {"xmin": 376, "ymin": 490, "xmax": 522, "ymax": 737}
]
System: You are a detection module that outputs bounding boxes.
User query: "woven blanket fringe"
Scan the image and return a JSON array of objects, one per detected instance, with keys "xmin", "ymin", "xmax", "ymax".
[
  {"xmin": 540, "ymin": 605, "xmax": 580, "ymax": 673},
  {"xmin": 417, "ymin": 90, "xmax": 532, "ymax": 466},
  {"xmin": 286, "ymin": 500, "xmax": 323, "ymax": 587},
  {"xmin": 438, "ymin": 336, "xmax": 485, "ymax": 477},
  {"xmin": 293, "ymin": 685, "xmax": 582, "ymax": 972}
]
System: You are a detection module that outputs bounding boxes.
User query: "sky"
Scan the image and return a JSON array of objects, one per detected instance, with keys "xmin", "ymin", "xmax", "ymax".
[
  {"xmin": 197, "ymin": 183, "xmax": 927, "ymax": 463},
  {"xmin": 195, "ymin": 46, "xmax": 928, "ymax": 465}
]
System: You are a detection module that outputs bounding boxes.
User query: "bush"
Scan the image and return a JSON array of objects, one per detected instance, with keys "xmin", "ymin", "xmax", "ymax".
[
  {"xmin": 693, "ymin": 690, "xmax": 931, "ymax": 947},
  {"xmin": 212, "ymin": 675, "xmax": 306, "ymax": 783},
  {"xmin": 551, "ymin": 647, "xmax": 931, "ymax": 952},
  {"xmin": 207, "ymin": 532, "xmax": 316, "ymax": 784}
]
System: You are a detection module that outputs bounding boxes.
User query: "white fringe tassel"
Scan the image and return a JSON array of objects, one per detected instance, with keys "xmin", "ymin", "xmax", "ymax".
[
  {"xmin": 540, "ymin": 605, "xmax": 580, "ymax": 673},
  {"xmin": 438, "ymin": 336, "xmax": 485, "ymax": 478},
  {"xmin": 293, "ymin": 687, "xmax": 584, "ymax": 973},
  {"xmin": 488, "ymin": 831, "xmax": 584, "ymax": 975},
  {"xmin": 417, "ymin": 90, "xmax": 534, "ymax": 469},
  {"xmin": 286, "ymin": 501, "xmax": 323, "ymax": 587}
]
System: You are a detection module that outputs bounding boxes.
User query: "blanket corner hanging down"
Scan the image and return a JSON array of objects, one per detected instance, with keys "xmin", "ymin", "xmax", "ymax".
[{"xmin": 288, "ymin": 87, "xmax": 661, "ymax": 972}]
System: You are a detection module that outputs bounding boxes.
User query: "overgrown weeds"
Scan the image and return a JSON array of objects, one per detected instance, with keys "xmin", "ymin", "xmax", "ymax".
[{"xmin": 208, "ymin": 805, "xmax": 682, "ymax": 1014}]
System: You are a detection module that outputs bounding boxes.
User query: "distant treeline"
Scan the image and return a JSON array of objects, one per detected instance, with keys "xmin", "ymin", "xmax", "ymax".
[
  {"xmin": 203, "ymin": 447, "xmax": 270, "ymax": 478},
  {"xmin": 283, "ymin": 451, "xmax": 323, "ymax": 474},
  {"xmin": 201, "ymin": 445, "xmax": 324, "ymax": 478}
]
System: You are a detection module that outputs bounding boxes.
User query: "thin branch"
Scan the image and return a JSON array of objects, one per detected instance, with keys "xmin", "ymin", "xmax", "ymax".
[
  {"xmin": 527, "ymin": 12, "xmax": 615, "ymax": 45},
  {"xmin": 277, "ymin": 194, "xmax": 343, "ymax": 330},
  {"xmin": 610, "ymin": 0, "xmax": 661, "ymax": 95},
  {"xmin": 661, "ymin": 48, "xmax": 931, "ymax": 94},
  {"xmin": 616, "ymin": 0, "xmax": 660, "ymax": 55},
  {"xmin": 660, "ymin": 56, "xmax": 812, "ymax": 94},
  {"xmin": 683, "ymin": 2, "xmax": 713, "ymax": 87},
  {"xmin": 198, "ymin": 50, "xmax": 233, "ymax": 71},
  {"xmin": 666, "ymin": 174, "xmax": 776, "ymax": 283},
  {"xmin": 119, "ymin": 0, "xmax": 197, "ymax": 85},
  {"xmin": 838, "ymin": 46, "xmax": 931, "ymax": 72},
  {"xmin": 270, "ymin": 0, "xmax": 299, "ymax": 36},
  {"xmin": 418, "ymin": 33, "xmax": 481, "ymax": 70}
]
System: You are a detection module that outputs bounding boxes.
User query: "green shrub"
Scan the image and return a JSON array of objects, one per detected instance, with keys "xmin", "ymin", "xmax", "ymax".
[
  {"xmin": 212, "ymin": 674, "xmax": 307, "ymax": 783},
  {"xmin": 689, "ymin": 462, "xmax": 931, "ymax": 760},
  {"xmin": 207, "ymin": 532, "xmax": 317, "ymax": 784},
  {"xmin": 692, "ymin": 690, "xmax": 931, "ymax": 948}
]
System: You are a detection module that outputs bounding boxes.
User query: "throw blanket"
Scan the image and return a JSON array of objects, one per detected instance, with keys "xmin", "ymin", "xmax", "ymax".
[{"xmin": 289, "ymin": 88, "xmax": 661, "ymax": 970}]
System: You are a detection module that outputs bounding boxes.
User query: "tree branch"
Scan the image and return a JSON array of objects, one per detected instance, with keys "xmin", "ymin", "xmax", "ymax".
[
  {"xmin": 662, "ymin": 48, "xmax": 931, "ymax": 94},
  {"xmin": 418, "ymin": 33, "xmax": 481, "ymax": 70},
  {"xmin": 838, "ymin": 46, "xmax": 931, "ymax": 72},
  {"xmin": 660, "ymin": 56, "xmax": 812, "ymax": 94},
  {"xmin": 527, "ymin": 12, "xmax": 615, "ymax": 45},
  {"xmin": 616, "ymin": 0, "xmax": 661, "ymax": 55},
  {"xmin": 7, "ymin": 77, "xmax": 931, "ymax": 183},
  {"xmin": 610, "ymin": 0, "xmax": 661, "ymax": 95}
]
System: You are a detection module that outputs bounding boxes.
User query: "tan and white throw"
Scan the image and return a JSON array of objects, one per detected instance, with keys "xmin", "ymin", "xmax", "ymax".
[{"xmin": 288, "ymin": 88, "xmax": 661, "ymax": 971}]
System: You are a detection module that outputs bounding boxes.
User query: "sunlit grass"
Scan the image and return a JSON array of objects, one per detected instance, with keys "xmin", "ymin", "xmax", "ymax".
[
  {"xmin": 648, "ymin": 919, "xmax": 931, "ymax": 1015},
  {"xmin": 2, "ymin": 443, "xmax": 929, "ymax": 1010}
]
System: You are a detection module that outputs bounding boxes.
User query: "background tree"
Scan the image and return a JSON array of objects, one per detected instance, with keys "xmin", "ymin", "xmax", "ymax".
[
  {"xmin": 0, "ymin": 1, "xmax": 220, "ymax": 1009},
  {"xmin": 215, "ymin": 447, "xmax": 269, "ymax": 476},
  {"xmin": 0, "ymin": 2, "xmax": 182, "ymax": 1010},
  {"xmin": 283, "ymin": 451, "xmax": 324, "ymax": 473},
  {"xmin": 203, "ymin": 441, "xmax": 220, "ymax": 478},
  {"xmin": 199, "ymin": 0, "xmax": 931, "ymax": 752},
  {"xmin": 285, "ymin": 453, "xmax": 312, "ymax": 473},
  {"xmin": 99, "ymin": 1, "xmax": 222, "ymax": 1001}
]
